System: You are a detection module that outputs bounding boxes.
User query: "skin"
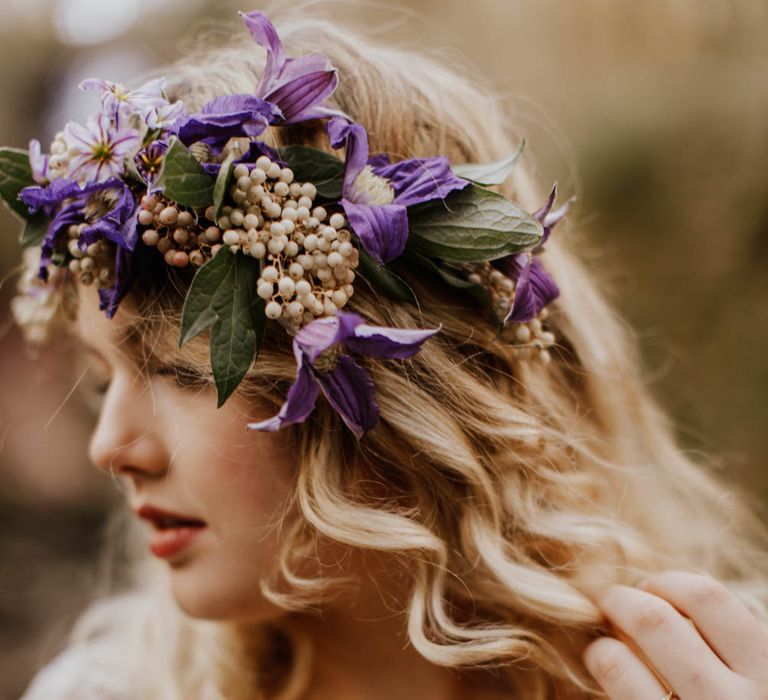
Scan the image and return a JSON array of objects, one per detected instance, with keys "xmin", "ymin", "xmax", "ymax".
[
  {"xmin": 76, "ymin": 286, "xmax": 768, "ymax": 698},
  {"xmin": 583, "ymin": 571, "xmax": 768, "ymax": 698},
  {"xmin": 75, "ymin": 284, "xmax": 510, "ymax": 700}
]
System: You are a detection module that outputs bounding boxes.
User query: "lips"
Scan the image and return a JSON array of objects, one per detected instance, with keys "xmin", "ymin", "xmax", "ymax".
[{"xmin": 135, "ymin": 504, "xmax": 207, "ymax": 559}]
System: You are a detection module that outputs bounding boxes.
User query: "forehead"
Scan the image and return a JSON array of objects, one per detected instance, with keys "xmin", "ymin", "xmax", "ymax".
[{"xmin": 74, "ymin": 284, "xmax": 151, "ymax": 365}]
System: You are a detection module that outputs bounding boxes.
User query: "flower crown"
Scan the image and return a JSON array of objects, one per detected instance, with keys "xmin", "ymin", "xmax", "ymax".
[{"xmin": 1, "ymin": 10, "xmax": 571, "ymax": 439}]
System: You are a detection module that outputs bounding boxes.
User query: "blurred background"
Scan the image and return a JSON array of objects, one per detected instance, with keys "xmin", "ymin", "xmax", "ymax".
[{"xmin": 0, "ymin": 0, "xmax": 766, "ymax": 697}]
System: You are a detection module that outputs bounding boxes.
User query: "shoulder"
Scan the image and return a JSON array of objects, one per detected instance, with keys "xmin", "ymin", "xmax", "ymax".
[
  {"xmin": 21, "ymin": 593, "xmax": 150, "ymax": 700},
  {"xmin": 20, "ymin": 640, "xmax": 136, "ymax": 700}
]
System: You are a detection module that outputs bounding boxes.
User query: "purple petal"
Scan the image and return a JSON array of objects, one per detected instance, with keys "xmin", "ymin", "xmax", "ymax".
[
  {"xmin": 341, "ymin": 199, "xmax": 409, "ymax": 264},
  {"xmin": 267, "ymin": 68, "xmax": 339, "ymax": 123},
  {"xmin": 532, "ymin": 183, "xmax": 573, "ymax": 251},
  {"xmin": 294, "ymin": 315, "xmax": 350, "ymax": 363},
  {"xmin": 346, "ymin": 321, "xmax": 441, "ymax": 359},
  {"xmin": 328, "ymin": 118, "xmax": 369, "ymax": 194},
  {"xmin": 178, "ymin": 95, "xmax": 278, "ymax": 145},
  {"xmin": 239, "ymin": 10, "xmax": 286, "ymax": 92},
  {"xmin": 503, "ymin": 256, "xmax": 560, "ymax": 324},
  {"xmin": 37, "ymin": 201, "xmax": 84, "ymax": 282},
  {"xmin": 372, "ymin": 156, "xmax": 469, "ymax": 207},
  {"xmin": 246, "ymin": 357, "xmax": 320, "ymax": 432},
  {"xmin": 80, "ymin": 184, "xmax": 139, "ymax": 251},
  {"xmin": 316, "ymin": 356, "xmax": 379, "ymax": 438},
  {"xmin": 98, "ymin": 244, "xmax": 135, "ymax": 319}
]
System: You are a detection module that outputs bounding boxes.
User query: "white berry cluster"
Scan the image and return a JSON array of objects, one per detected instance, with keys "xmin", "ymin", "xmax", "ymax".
[
  {"xmin": 45, "ymin": 132, "xmax": 73, "ymax": 181},
  {"xmin": 219, "ymin": 156, "xmax": 359, "ymax": 326},
  {"xmin": 65, "ymin": 225, "xmax": 115, "ymax": 289},
  {"xmin": 467, "ymin": 262, "xmax": 556, "ymax": 364},
  {"xmin": 137, "ymin": 195, "xmax": 209, "ymax": 268}
]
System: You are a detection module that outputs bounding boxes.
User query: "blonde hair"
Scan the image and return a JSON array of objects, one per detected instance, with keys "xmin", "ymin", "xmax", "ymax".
[{"xmin": 16, "ymin": 6, "xmax": 768, "ymax": 699}]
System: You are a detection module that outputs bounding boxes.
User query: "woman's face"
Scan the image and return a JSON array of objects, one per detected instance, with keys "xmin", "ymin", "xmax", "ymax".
[{"xmin": 75, "ymin": 284, "xmax": 297, "ymax": 622}]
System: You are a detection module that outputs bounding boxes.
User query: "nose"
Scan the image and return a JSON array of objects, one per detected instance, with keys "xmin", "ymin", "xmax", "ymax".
[{"xmin": 88, "ymin": 371, "xmax": 169, "ymax": 480}]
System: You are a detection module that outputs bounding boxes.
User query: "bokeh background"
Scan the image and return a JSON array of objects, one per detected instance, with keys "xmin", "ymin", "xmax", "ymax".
[{"xmin": 1, "ymin": 0, "xmax": 766, "ymax": 697}]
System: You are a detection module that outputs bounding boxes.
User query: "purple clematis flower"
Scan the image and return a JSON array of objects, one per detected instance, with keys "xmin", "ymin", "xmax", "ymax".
[
  {"xmin": 178, "ymin": 94, "xmax": 280, "ymax": 146},
  {"xmin": 179, "ymin": 12, "xmax": 342, "ymax": 147},
  {"xmin": 135, "ymin": 140, "xmax": 168, "ymax": 186},
  {"xmin": 78, "ymin": 183, "xmax": 141, "ymax": 318},
  {"xmin": 493, "ymin": 184, "xmax": 572, "ymax": 324},
  {"xmin": 80, "ymin": 77, "xmax": 168, "ymax": 118},
  {"xmin": 247, "ymin": 311, "xmax": 440, "ymax": 438},
  {"xmin": 20, "ymin": 178, "xmax": 122, "ymax": 282},
  {"xmin": 64, "ymin": 112, "xmax": 141, "ymax": 184},
  {"xmin": 327, "ymin": 117, "xmax": 469, "ymax": 264},
  {"xmin": 240, "ymin": 10, "xmax": 340, "ymax": 123},
  {"xmin": 144, "ymin": 100, "xmax": 187, "ymax": 134}
]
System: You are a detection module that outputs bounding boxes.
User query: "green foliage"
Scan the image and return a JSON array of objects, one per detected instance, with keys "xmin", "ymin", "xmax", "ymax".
[
  {"xmin": 452, "ymin": 139, "xmax": 526, "ymax": 186},
  {"xmin": 407, "ymin": 184, "xmax": 542, "ymax": 262},
  {"xmin": 213, "ymin": 149, "xmax": 238, "ymax": 220},
  {"xmin": 179, "ymin": 247, "xmax": 266, "ymax": 407},
  {"xmin": 356, "ymin": 245, "xmax": 417, "ymax": 304},
  {"xmin": 155, "ymin": 137, "xmax": 215, "ymax": 208},
  {"xmin": 279, "ymin": 145, "xmax": 345, "ymax": 199},
  {"xmin": 0, "ymin": 147, "xmax": 35, "ymax": 220}
]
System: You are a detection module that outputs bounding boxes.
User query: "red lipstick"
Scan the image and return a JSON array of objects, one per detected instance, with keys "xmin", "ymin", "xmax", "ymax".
[{"xmin": 135, "ymin": 505, "xmax": 207, "ymax": 559}]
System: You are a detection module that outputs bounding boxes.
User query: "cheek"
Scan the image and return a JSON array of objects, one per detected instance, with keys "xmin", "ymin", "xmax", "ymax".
[{"xmin": 166, "ymin": 423, "xmax": 299, "ymax": 621}]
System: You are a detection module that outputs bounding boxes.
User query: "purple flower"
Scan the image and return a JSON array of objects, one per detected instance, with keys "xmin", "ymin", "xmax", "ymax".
[
  {"xmin": 29, "ymin": 139, "xmax": 50, "ymax": 184},
  {"xmin": 78, "ymin": 183, "xmax": 141, "ymax": 318},
  {"xmin": 247, "ymin": 311, "xmax": 440, "ymax": 438},
  {"xmin": 64, "ymin": 112, "xmax": 141, "ymax": 184},
  {"xmin": 240, "ymin": 10, "xmax": 340, "ymax": 123},
  {"xmin": 327, "ymin": 117, "xmax": 469, "ymax": 264},
  {"xmin": 19, "ymin": 178, "xmax": 122, "ymax": 282},
  {"xmin": 144, "ymin": 100, "xmax": 187, "ymax": 133},
  {"xmin": 79, "ymin": 77, "xmax": 168, "ymax": 117},
  {"xmin": 135, "ymin": 140, "xmax": 168, "ymax": 186},
  {"xmin": 178, "ymin": 95, "xmax": 279, "ymax": 147},
  {"xmin": 494, "ymin": 184, "xmax": 572, "ymax": 324}
]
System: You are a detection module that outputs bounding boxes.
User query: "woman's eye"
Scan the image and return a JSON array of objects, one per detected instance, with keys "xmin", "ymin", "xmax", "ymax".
[{"xmin": 153, "ymin": 364, "xmax": 209, "ymax": 389}]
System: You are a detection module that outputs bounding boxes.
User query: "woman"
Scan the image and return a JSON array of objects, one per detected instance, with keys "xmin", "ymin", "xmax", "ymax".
[{"xmin": 9, "ymin": 7, "xmax": 768, "ymax": 700}]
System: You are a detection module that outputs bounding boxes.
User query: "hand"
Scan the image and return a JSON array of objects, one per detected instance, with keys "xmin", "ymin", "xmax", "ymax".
[{"xmin": 582, "ymin": 571, "xmax": 768, "ymax": 699}]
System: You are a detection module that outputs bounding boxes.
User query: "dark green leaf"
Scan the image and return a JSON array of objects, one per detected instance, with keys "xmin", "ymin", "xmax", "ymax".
[
  {"xmin": 356, "ymin": 244, "xmax": 418, "ymax": 305},
  {"xmin": 179, "ymin": 247, "xmax": 265, "ymax": 407},
  {"xmin": 213, "ymin": 150, "xmax": 238, "ymax": 221},
  {"xmin": 154, "ymin": 137, "xmax": 215, "ymax": 208},
  {"xmin": 279, "ymin": 145, "xmax": 345, "ymax": 200},
  {"xmin": 19, "ymin": 213, "xmax": 48, "ymax": 248},
  {"xmin": 0, "ymin": 148, "xmax": 35, "ymax": 220},
  {"xmin": 407, "ymin": 184, "xmax": 542, "ymax": 262},
  {"xmin": 451, "ymin": 139, "xmax": 526, "ymax": 186}
]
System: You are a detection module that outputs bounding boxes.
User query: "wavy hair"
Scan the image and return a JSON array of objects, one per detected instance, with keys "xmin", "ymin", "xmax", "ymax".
[{"xmin": 15, "ymin": 5, "xmax": 768, "ymax": 699}]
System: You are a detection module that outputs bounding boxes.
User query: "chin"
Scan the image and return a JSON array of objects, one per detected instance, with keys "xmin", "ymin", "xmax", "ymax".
[{"xmin": 168, "ymin": 568, "xmax": 282, "ymax": 623}]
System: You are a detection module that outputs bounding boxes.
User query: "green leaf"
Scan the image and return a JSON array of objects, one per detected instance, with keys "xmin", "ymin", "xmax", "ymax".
[
  {"xmin": 213, "ymin": 149, "xmax": 238, "ymax": 221},
  {"xmin": 154, "ymin": 137, "xmax": 215, "ymax": 208},
  {"xmin": 451, "ymin": 139, "xmax": 526, "ymax": 186},
  {"xmin": 179, "ymin": 247, "xmax": 265, "ymax": 407},
  {"xmin": 407, "ymin": 184, "xmax": 542, "ymax": 262},
  {"xmin": 279, "ymin": 145, "xmax": 345, "ymax": 200},
  {"xmin": 0, "ymin": 148, "xmax": 35, "ymax": 220},
  {"xmin": 19, "ymin": 212, "xmax": 48, "ymax": 248},
  {"xmin": 356, "ymin": 244, "xmax": 418, "ymax": 305}
]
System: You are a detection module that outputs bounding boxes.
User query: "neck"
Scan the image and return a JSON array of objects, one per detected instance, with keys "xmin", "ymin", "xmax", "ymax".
[{"xmin": 277, "ymin": 551, "xmax": 507, "ymax": 700}]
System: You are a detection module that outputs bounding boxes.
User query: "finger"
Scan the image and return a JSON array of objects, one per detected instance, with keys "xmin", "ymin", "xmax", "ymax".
[
  {"xmin": 584, "ymin": 636, "xmax": 670, "ymax": 700},
  {"xmin": 597, "ymin": 585, "xmax": 736, "ymax": 697},
  {"xmin": 637, "ymin": 571, "xmax": 768, "ymax": 677}
]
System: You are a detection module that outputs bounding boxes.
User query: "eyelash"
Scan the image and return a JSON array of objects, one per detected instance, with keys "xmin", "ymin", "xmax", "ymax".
[
  {"xmin": 154, "ymin": 365, "xmax": 209, "ymax": 389},
  {"xmin": 91, "ymin": 366, "xmax": 207, "ymax": 395}
]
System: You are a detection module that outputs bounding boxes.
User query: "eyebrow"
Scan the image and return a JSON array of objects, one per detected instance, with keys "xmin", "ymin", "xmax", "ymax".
[{"xmin": 76, "ymin": 325, "xmax": 148, "ymax": 363}]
